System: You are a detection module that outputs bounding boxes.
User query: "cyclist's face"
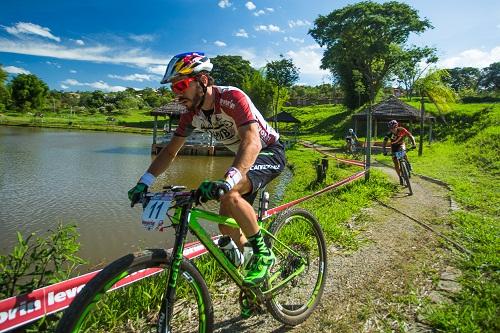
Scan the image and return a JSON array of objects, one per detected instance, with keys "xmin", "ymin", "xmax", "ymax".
[{"xmin": 171, "ymin": 76, "xmax": 199, "ymax": 108}]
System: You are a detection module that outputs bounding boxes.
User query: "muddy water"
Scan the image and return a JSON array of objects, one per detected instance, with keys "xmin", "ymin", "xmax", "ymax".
[{"xmin": 0, "ymin": 126, "xmax": 289, "ymax": 270}]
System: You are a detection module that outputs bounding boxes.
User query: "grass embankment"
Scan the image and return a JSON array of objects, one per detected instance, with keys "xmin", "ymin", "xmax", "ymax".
[
  {"xmin": 0, "ymin": 109, "xmax": 156, "ymax": 134},
  {"xmin": 282, "ymin": 104, "xmax": 352, "ymax": 147},
  {"xmin": 284, "ymin": 100, "xmax": 499, "ymax": 331},
  {"xmin": 378, "ymin": 101, "xmax": 499, "ymax": 332}
]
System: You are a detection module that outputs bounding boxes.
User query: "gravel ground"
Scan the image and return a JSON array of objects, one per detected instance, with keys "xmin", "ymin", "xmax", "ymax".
[{"xmin": 209, "ymin": 164, "xmax": 454, "ymax": 333}]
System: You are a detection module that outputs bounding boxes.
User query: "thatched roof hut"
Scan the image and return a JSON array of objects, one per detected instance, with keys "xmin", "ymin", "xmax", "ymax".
[
  {"xmin": 150, "ymin": 102, "xmax": 187, "ymax": 117},
  {"xmin": 351, "ymin": 96, "xmax": 435, "ymax": 139},
  {"xmin": 267, "ymin": 111, "xmax": 301, "ymax": 124}
]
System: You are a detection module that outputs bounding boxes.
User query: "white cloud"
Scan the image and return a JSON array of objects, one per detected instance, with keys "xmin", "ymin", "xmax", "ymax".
[
  {"xmin": 129, "ymin": 34, "xmax": 155, "ymax": 43},
  {"xmin": 108, "ymin": 73, "xmax": 160, "ymax": 82},
  {"xmin": 285, "ymin": 44, "xmax": 328, "ymax": 76},
  {"xmin": 63, "ymin": 79, "xmax": 79, "ymax": 85},
  {"xmin": 253, "ymin": 10, "xmax": 266, "ymax": 17},
  {"xmin": 218, "ymin": 0, "xmax": 231, "ymax": 8},
  {"xmin": 245, "ymin": 2, "xmax": 256, "ymax": 10},
  {"xmin": 288, "ymin": 19, "xmax": 311, "ymax": 28},
  {"xmin": 0, "ymin": 38, "xmax": 169, "ymax": 67},
  {"xmin": 70, "ymin": 69, "xmax": 77, "ymax": 73},
  {"xmin": 60, "ymin": 84, "xmax": 69, "ymax": 89},
  {"xmin": 284, "ymin": 36, "xmax": 305, "ymax": 44},
  {"xmin": 75, "ymin": 39, "xmax": 85, "ymax": 45},
  {"xmin": 437, "ymin": 47, "xmax": 500, "ymax": 68},
  {"xmin": 3, "ymin": 65, "xmax": 30, "ymax": 74},
  {"xmin": 235, "ymin": 29, "xmax": 249, "ymax": 38},
  {"xmin": 266, "ymin": 8, "xmax": 274, "ymax": 12},
  {"xmin": 46, "ymin": 61, "xmax": 61, "ymax": 68},
  {"xmin": 4, "ymin": 22, "xmax": 61, "ymax": 42},
  {"xmin": 146, "ymin": 65, "xmax": 166, "ymax": 75},
  {"xmin": 62, "ymin": 79, "xmax": 129, "ymax": 92},
  {"xmin": 214, "ymin": 40, "xmax": 227, "ymax": 47},
  {"xmin": 255, "ymin": 24, "xmax": 281, "ymax": 32}
]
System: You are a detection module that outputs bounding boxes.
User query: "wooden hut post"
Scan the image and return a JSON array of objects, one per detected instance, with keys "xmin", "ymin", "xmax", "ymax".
[
  {"xmin": 365, "ymin": 102, "xmax": 373, "ymax": 181},
  {"xmin": 153, "ymin": 115, "xmax": 158, "ymax": 144},
  {"xmin": 429, "ymin": 121, "xmax": 433, "ymax": 144},
  {"xmin": 373, "ymin": 118, "xmax": 378, "ymax": 141}
]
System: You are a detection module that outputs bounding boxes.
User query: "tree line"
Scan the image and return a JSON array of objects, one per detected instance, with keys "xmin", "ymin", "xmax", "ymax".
[{"xmin": 0, "ymin": 55, "xmax": 301, "ymax": 119}]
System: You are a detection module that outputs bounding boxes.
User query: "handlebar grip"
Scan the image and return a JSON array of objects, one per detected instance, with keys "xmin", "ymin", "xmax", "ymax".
[{"xmin": 216, "ymin": 188, "xmax": 226, "ymax": 199}]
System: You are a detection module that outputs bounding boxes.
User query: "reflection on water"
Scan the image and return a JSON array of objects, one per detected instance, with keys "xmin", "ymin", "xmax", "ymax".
[
  {"xmin": 94, "ymin": 147, "xmax": 152, "ymax": 155},
  {"xmin": 0, "ymin": 126, "xmax": 289, "ymax": 271}
]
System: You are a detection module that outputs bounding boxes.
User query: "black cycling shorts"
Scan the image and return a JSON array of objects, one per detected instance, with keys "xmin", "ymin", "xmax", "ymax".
[
  {"xmin": 242, "ymin": 141, "xmax": 286, "ymax": 204},
  {"xmin": 390, "ymin": 143, "xmax": 405, "ymax": 154}
]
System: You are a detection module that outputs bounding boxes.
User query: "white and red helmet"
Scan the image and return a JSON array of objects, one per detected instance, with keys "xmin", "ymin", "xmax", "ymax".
[
  {"xmin": 388, "ymin": 120, "xmax": 399, "ymax": 129},
  {"xmin": 161, "ymin": 52, "xmax": 213, "ymax": 84}
]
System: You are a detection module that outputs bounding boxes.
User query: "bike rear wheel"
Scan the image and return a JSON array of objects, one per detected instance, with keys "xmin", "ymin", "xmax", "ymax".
[
  {"xmin": 56, "ymin": 249, "xmax": 214, "ymax": 333},
  {"xmin": 265, "ymin": 208, "xmax": 327, "ymax": 326},
  {"xmin": 400, "ymin": 161, "xmax": 413, "ymax": 195}
]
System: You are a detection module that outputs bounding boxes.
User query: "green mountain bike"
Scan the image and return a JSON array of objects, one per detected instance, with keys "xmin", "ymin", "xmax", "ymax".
[{"xmin": 56, "ymin": 186, "xmax": 327, "ymax": 332}]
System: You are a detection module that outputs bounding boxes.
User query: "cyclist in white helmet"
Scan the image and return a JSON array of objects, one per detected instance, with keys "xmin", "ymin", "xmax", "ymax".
[
  {"xmin": 128, "ymin": 52, "xmax": 284, "ymax": 318},
  {"xmin": 382, "ymin": 120, "xmax": 416, "ymax": 185}
]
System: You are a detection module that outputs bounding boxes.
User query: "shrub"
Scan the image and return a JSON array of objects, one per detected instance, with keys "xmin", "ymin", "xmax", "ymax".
[{"xmin": 0, "ymin": 224, "xmax": 86, "ymax": 299}]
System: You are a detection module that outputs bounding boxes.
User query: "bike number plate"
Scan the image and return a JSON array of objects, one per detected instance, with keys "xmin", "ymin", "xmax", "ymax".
[
  {"xmin": 395, "ymin": 151, "xmax": 404, "ymax": 159},
  {"xmin": 141, "ymin": 193, "xmax": 174, "ymax": 231}
]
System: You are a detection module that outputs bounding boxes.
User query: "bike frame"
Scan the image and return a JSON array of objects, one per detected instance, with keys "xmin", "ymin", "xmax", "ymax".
[{"xmin": 157, "ymin": 192, "xmax": 306, "ymax": 331}]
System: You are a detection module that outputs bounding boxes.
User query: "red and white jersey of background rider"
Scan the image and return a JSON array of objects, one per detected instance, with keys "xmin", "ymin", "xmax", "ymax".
[{"xmin": 174, "ymin": 86, "xmax": 279, "ymax": 152}]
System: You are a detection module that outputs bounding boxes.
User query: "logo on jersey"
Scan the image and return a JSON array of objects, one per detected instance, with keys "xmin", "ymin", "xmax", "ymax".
[
  {"xmin": 220, "ymin": 98, "xmax": 236, "ymax": 109},
  {"xmin": 200, "ymin": 119, "xmax": 235, "ymax": 141}
]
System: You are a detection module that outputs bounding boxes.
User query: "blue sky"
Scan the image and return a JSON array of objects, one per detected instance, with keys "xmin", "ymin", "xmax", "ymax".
[{"xmin": 0, "ymin": 0, "xmax": 498, "ymax": 92}]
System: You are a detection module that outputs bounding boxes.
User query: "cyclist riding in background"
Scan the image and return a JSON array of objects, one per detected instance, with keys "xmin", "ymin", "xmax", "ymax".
[
  {"xmin": 127, "ymin": 52, "xmax": 285, "ymax": 317},
  {"xmin": 382, "ymin": 120, "xmax": 416, "ymax": 185},
  {"xmin": 345, "ymin": 128, "xmax": 359, "ymax": 145}
]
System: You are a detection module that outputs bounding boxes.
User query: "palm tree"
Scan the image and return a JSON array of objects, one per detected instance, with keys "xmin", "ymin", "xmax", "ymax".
[{"xmin": 414, "ymin": 69, "xmax": 456, "ymax": 156}]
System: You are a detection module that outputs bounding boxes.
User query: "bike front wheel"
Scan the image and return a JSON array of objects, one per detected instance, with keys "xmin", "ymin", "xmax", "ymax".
[
  {"xmin": 56, "ymin": 249, "xmax": 214, "ymax": 333},
  {"xmin": 265, "ymin": 208, "xmax": 327, "ymax": 326},
  {"xmin": 400, "ymin": 161, "xmax": 413, "ymax": 195}
]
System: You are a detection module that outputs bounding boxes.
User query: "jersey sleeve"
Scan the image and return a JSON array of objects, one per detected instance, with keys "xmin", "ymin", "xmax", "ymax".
[
  {"xmin": 400, "ymin": 128, "xmax": 410, "ymax": 137},
  {"xmin": 174, "ymin": 112, "xmax": 195, "ymax": 137},
  {"xmin": 219, "ymin": 90, "xmax": 257, "ymax": 127}
]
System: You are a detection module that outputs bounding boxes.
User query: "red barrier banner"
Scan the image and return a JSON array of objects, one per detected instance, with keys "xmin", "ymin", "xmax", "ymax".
[{"xmin": 0, "ymin": 239, "xmax": 214, "ymax": 333}]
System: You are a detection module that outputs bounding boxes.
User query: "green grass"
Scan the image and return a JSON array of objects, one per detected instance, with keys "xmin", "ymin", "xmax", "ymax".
[
  {"xmin": 377, "ymin": 102, "xmax": 500, "ymax": 332},
  {"xmin": 282, "ymin": 147, "xmax": 395, "ymax": 250},
  {"xmin": 0, "ymin": 108, "xmax": 159, "ymax": 134},
  {"xmin": 286, "ymin": 99, "xmax": 499, "ymax": 332},
  {"xmin": 283, "ymin": 104, "xmax": 353, "ymax": 148}
]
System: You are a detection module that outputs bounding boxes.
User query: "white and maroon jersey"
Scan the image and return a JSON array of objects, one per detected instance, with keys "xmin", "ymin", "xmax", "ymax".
[{"xmin": 174, "ymin": 86, "xmax": 279, "ymax": 152}]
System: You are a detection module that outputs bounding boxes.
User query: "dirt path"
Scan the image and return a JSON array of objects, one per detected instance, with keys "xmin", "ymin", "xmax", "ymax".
[{"xmin": 211, "ymin": 162, "xmax": 455, "ymax": 333}]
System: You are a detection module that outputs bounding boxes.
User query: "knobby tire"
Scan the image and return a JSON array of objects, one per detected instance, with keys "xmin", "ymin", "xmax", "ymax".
[
  {"xmin": 56, "ymin": 249, "xmax": 214, "ymax": 333},
  {"xmin": 265, "ymin": 208, "xmax": 327, "ymax": 326},
  {"xmin": 400, "ymin": 161, "xmax": 413, "ymax": 195}
]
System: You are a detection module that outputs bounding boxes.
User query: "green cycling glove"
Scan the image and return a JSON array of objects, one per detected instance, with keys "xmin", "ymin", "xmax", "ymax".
[
  {"xmin": 196, "ymin": 180, "xmax": 230, "ymax": 203},
  {"xmin": 128, "ymin": 183, "xmax": 148, "ymax": 207}
]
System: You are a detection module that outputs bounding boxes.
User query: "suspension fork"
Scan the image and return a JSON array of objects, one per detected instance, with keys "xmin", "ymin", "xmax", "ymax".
[{"xmin": 157, "ymin": 202, "xmax": 192, "ymax": 333}]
